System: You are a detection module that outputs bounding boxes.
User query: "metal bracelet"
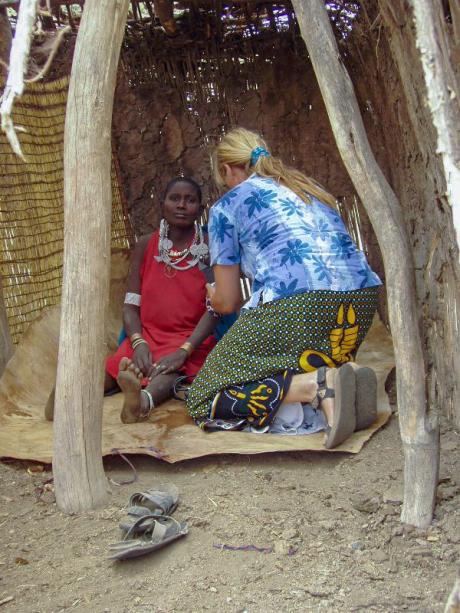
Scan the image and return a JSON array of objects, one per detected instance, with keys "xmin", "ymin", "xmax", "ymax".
[{"xmin": 140, "ymin": 389, "xmax": 154, "ymax": 419}]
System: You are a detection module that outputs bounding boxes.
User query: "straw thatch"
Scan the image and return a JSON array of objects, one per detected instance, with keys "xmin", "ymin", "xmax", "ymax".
[{"xmin": 0, "ymin": 75, "xmax": 133, "ymax": 344}]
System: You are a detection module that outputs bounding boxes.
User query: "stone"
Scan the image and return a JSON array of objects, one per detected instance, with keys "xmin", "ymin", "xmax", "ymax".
[
  {"xmin": 306, "ymin": 588, "xmax": 332, "ymax": 598},
  {"xmin": 383, "ymin": 485, "xmax": 403, "ymax": 505},
  {"xmin": 447, "ymin": 533, "xmax": 460, "ymax": 545},
  {"xmin": 351, "ymin": 540, "xmax": 365, "ymax": 550},
  {"xmin": 437, "ymin": 485, "xmax": 459, "ymax": 501},
  {"xmin": 274, "ymin": 540, "xmax": 292, "ymax": 555},
  {"xmin": 410, "ymin": 547, "xmax": 433, "ymax": 558},
  {"xmin": 318, "ymin": 520, "xmax": 337, "ymax": 531},
  {"xmin": 351, "ymin": 494, "xmax": 381, "ymax": 513},
  {"xmin": 190, "ymin": 517, "xmax": 210, "ymax": 528},
  {"xmin": 282, "ymin": 528, "xmax": 299, "ymax": 540}
]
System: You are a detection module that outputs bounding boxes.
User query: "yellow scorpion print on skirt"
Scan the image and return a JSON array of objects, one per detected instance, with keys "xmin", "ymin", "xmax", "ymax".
[
  {"xmin": 299, "ymin": 302, "xmax": 359, "ymax": 372},
  {"xmin": 228, "ymin": 382, "xmax": 280, "ymax": 422},
  {"xmin": 187, "ymin": 287, "xmax": 380, "ymax": 422},
  {"xmin": 209, "ymin": 371, "xmax": 292, "ymax": 428}
]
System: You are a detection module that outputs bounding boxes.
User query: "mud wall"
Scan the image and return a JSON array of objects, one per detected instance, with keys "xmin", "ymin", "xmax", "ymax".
[
  {"xmin": 345, "ymin": 1, "xmax": 460, "ymax": 425},
  {"xmin": 112, "ymin": 40, "xmax": 366, "ymax": 239}
]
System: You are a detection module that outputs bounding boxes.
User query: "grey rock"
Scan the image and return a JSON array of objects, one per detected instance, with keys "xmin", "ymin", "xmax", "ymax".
[
  {"xmin": 351, "ymin": 494, "xmax": 381, "ymax": 513},
  {"xmin": 274, "ymin": 540, "xmax": 292, "ymax": 555},
  {"xmin": 383, "ymin": 485, "xmax": 403, "ymax": 505},
  {"xmin": 437, "ymin": 485, "xmax": 459, "ymax": 501},
  {"xmin": 410, "ymin": 546, "xmax": 433, "ymax": 558},
  {"xmin": 318, "ymin": 520, "xmax": 338, "ymax": 531},
  {"xmin": 306, "ymin": 588, "xmax": 332, "ymax": 598},
  {"xmin": 282, "ymin": 528, "xmax": 299, "ymax": 540}
]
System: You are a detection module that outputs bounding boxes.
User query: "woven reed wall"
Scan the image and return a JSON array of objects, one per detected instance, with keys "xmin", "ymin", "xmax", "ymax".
[{"xmin": 0, "ymin": 76, "xmax": 133, "ymax": 344}]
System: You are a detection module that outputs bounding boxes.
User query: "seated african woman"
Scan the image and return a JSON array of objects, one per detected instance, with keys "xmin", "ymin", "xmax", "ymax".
[
  {"xmin": 104, "ymin": 177, "xmax": 221, "ymax": 423},
  {"xmin": 187, "ymin": 128, "xmax": 382, "ymax": 448}
]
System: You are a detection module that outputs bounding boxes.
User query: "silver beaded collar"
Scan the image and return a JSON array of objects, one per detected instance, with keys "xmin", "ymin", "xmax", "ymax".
[{"xmin": 154, "ymin": 219, "xmax": 209, "ymax": 271}]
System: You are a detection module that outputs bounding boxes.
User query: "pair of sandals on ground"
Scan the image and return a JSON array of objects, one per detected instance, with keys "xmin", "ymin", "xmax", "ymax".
[{"xmin": 109, "ymin": 484, "xmax": 187, "ymax": 561}]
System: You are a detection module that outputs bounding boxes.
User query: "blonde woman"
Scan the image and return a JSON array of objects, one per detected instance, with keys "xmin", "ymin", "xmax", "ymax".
[{"xmin": 187, "ymin": 128, "xmax": 382, "ymax": 448}]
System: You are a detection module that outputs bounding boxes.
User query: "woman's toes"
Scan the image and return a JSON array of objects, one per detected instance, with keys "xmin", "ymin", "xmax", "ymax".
[{"xmin": 119, "ymin": 357, "xmax": 130, "ymax": 372}]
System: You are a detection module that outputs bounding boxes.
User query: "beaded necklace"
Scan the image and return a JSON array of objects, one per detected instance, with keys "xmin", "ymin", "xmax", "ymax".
[{"xmin": 155, "ymin": 219, "xmax": 209, "ymax": 277}]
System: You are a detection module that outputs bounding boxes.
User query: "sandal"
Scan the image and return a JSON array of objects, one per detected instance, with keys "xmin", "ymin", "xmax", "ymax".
[
  {"xmin": 348, "ymin": 363, "xmax": 378, "ymax": 430},
  {"xmin": 109, "ymin": 515, "xmax": 188, "ymax": 561},
  {"xmin": 119, "ymin": 484, "xmax": 179, "ymax": 534},
  {"xmin": 314, "ymin": 364, "xmax": 356, "ymax": 449},
  {"xmin": 173, "ymin": 375, "xmax": 194, "ymax": 401}
]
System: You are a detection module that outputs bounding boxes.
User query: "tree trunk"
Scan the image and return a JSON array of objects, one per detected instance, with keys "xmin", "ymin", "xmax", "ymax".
[
  {"xmin": 0, "ymin": 277, "xmax": 12, "ymax": 377},
  {"xmin": 53, "ymin": 0, "xmax": 129, "ymax": 514},
  {"xmin": 0, "ymin": 0, "xmax": 37, "ymax": 159},
  {"xmin": 291, "ymin": 0, "xmax": 439, "ymax": 527},
  {"xmin": 445, "ymin": 572, "xmax": 460, "ymax": 613},
  {"xmin": 409, "ymin": 0, "xmax": 460, "ymax": 262},
  {"xmin": 0, "ymin": 7, "xmax": 12, "ymax": 80},
  {"xmin": 0, "ymin": 8, "xmax": 14, "ymax": 376}
]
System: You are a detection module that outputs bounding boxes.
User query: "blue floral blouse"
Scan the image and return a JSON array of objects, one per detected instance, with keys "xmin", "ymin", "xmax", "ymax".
[{"xmin": 209, "ymin": 174, "xmax": 382, "ymax": 309}]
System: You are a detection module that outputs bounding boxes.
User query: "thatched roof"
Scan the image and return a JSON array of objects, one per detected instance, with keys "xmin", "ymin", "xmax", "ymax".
[{"xmin": 3, "ymin": 0, "xmax": 360, "ymax": 41}]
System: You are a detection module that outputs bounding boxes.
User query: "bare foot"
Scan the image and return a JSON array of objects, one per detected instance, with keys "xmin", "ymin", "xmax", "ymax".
[{"xmin": 117, "ymin": 358, "xmax": 147, "ymax": 424}]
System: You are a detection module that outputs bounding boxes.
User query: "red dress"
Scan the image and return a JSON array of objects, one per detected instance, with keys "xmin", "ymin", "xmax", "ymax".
[{"xmin": 106, "ymin": 231, "xmax": 216, "ymax": 382}]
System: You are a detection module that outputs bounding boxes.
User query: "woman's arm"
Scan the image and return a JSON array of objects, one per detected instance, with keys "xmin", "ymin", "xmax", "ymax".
[
  {"xmin": 208, "ymin": 264, "xmax": 243, "ymax": 315},
  {"xmin": 155, "ymin": 311, "xmax": 220, "ymax": 375}
]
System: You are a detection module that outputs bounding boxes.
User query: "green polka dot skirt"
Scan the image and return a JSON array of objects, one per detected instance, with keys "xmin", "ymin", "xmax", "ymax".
[{"xmin": 187, "ymin": 287, "xmax": 380, "ymax": 420}]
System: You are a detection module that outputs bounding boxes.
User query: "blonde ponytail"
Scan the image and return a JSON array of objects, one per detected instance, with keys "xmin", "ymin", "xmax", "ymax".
[{"xmin": 212, "ymin": 127, "xmax": 337, "ymax": 208}]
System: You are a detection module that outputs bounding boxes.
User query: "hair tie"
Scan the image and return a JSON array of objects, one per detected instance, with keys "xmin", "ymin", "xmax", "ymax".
[{"xmin": 250, "ymin": 146, "xmax": 270, "ymax": 166}]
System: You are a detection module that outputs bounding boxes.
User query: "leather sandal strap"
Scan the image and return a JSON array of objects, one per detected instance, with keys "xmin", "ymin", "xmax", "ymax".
[
  {"xmin": 312, "ymin": 367, "xmax": 335, "ymax": 409},
  {"xmin": 150, "ymin": 520, "xmax": 168, "ymax": 544}
]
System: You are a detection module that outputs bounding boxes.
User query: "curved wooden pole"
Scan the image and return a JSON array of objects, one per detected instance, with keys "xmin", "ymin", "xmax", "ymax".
[
  {"xmin": 291, "ymin": 0, "xmax": 439, "ymax": 527},
  {"xmin": 53, "ymin": 0, "xmax": 130, "ymax": 514},
  {"xmin": 410, "ymin": 0, "xmax": 460, "ymax": 263},
  {"xmin": 0, "ymin": 8, "xmax": 13, "ymax": 377}
]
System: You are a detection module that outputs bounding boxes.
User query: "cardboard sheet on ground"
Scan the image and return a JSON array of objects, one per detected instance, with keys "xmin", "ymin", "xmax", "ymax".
[{"xmin": 0, "ymin": 254, "xmax": 394, "ymax": 462}]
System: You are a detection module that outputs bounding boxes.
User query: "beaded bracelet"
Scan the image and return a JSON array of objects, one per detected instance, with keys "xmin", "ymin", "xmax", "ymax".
[{"xmin": 132, "ymin": 338, "xmax": 148, "ymax": 350}]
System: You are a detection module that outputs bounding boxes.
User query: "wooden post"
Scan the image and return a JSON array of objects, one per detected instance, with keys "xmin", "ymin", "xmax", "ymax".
[
  {"xmin": 445, "ymin": 572, "xmax": 460, "ymax": 613},
  {"xmin": 53, "ymin": 0, "xmax": 130, "ymax": 514},
  {"xmin": 0, "ymin": 277, "xmax": 12, "ymax": 377},
  {"xmin": 291, "ymin": 0, "xmax": 439, "ymax": 527},
  {"xmin": 410, "ymin": 0, "xmax": 460, "ymax": 262},
  {"xmin": 0, "ymin": 0, "xmax": 37, "ymax": 159},
  {"xmin": 0, "ymin": 8, "xmax": 14, "ymax": 376},
  {"xmin": 0, "ymin": 7, "xmax": 12, "ymax": 79}
]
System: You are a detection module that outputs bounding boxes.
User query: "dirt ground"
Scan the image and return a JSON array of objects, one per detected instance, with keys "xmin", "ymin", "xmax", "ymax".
[{"xmin": 0, "ymin": 415, "xmax": 458, "ymax": 613}]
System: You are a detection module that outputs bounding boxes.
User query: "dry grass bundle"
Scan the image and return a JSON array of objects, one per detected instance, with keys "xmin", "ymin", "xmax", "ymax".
[{"xmin": 0, "ymin": 76, "xmax": 133, "ymax": 344}]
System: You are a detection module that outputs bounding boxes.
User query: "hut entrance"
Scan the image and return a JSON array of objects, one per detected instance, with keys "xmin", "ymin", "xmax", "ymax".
[{"xmin": 0, "ymin": 1, "xmax": 459, "ymax": 532}]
